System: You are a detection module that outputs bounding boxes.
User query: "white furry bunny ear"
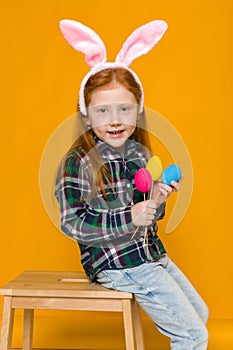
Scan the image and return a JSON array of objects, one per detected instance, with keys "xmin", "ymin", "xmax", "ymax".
[
  {"xmin": 59, "ymin": 19, "xmax": 107, "ymax": 67},
  {"xmin": 116, "ymin": 20, "xmax": 168, "ymax": 66}
]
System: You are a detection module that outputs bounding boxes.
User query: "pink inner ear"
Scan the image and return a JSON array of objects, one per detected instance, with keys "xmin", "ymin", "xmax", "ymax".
[
  {"xmin": 60, "ymin": 20, "xmax": 106, "ymax": 67},
  {"xmin": 117, "ymin": 20, "xmax": 168, "ymax": 66}
]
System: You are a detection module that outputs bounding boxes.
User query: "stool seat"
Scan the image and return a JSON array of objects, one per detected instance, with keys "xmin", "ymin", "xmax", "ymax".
[{"xmin": 0, "ymin": 270, "xmax": 145, "ymax": 350}]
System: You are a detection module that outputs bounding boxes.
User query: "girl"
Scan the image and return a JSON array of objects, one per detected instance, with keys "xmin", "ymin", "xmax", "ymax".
[{"xmin": 55, "ymin": 20, "xmax": 208, "ymax": 349}]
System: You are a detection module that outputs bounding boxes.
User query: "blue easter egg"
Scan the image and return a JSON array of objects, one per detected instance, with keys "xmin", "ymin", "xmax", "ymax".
[{"xmin": 161, "ymin": 164, "xmax": 182, "ymax": 186}]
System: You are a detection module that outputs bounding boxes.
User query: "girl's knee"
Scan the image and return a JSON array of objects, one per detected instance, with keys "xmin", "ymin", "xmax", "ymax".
[
  {"xmin": 193, "ymin": 323, "xmax": 209, "ymax": 349},
  {"xmin": 200, "ymin": 324, "xmax": 208, "ymax": 342},
  {"xmin": 202, "ymin": 303, "xmax": 209, "ymax": 324}
]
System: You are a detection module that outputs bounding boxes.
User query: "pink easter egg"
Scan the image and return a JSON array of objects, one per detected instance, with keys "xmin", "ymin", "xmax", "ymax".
[{"xmin": 134, "ymin": 168, "xmax": 152, "ymax": 193}]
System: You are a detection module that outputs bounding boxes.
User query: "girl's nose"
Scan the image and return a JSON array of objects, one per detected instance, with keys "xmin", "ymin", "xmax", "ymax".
[
  {"xmin": 109, "ymin": 121, "xmax": 122, "ymax": 126},
  {"xmin": 109, "ymin": 108, "xmax": 122, "ymax": 125}
]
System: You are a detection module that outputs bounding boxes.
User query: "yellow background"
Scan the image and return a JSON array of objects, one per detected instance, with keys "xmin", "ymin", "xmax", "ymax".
[{"xmin": 0, "ymin": 0, "xmax": 232, "ymax": 349}]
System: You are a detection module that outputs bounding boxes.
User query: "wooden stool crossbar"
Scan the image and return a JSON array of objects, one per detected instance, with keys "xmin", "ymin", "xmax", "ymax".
[{"xmin": 0, "ymin": 270, "xmax": 145, "ymax": 350}]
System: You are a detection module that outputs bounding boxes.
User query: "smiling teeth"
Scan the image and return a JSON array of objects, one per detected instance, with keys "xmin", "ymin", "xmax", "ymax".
[{"xmin": 110, "ymin": 130, "xmax": 123, "ymax": 134}]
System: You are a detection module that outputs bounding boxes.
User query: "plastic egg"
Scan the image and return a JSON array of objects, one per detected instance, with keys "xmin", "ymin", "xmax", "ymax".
[
  {"xmin": 161, "ymin": 164, "xmax": 182, "ymax": 186},
  {"xmin": 134, "ymin": 168, "xmax": 152, "ymax": 192},
  {"xmin": 146, "ymin": 155, "xmax": 163, "ymax": 181}
]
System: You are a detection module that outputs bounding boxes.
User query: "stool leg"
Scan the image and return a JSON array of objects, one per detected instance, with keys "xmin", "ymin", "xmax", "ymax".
[
  {"xmin": 132, "ymin": 298, "xmax": 145, "ymax": 350},
  {"xmin": 0, "ymin": 296, "xmax": 15, "ymax": 350},
  {"xmin": 122, "ymin": 299, "xmax": 136, "ymax": 350},
  {"xmin": 23, "ymin": 309, "xmax": 34, "ymax": 350}
]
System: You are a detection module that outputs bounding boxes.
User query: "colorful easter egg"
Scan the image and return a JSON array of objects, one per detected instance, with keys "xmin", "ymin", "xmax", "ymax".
[
  {"xmin": 134, "ymin": 168, "xmax": 152, "ymax": 192},
  {"xmin": 146, "ymin": 155, "xmax": 163, "ymax": 181},
  {"xmin": 161, "ymin": 164, "xmax": 181, "ymax": 186}
]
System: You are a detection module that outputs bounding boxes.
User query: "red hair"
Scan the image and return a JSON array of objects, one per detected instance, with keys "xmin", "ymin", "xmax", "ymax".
[{"xmin": 67, "ymin": 68, "xmax": 152, "ymax": 198}]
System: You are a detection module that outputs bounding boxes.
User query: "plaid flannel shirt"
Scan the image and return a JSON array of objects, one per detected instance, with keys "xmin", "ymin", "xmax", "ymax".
[{"xmin": 55, "ymin": 136, "xmax": 166, "ymax": 281}]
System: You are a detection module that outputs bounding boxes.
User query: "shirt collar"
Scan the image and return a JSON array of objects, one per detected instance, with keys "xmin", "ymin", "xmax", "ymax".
[{"xmin": 92, "ymin": 131, "xmax": 140, "ymax": 160}]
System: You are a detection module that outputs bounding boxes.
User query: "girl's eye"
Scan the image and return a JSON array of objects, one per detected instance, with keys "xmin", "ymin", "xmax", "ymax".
[
  {"xmin": 120, "ymin": 106, "xmax": 129, "ymax": 112},
  {"xmin": 99, "ymin": 108, "xmax": 108, "ymax": 114}
]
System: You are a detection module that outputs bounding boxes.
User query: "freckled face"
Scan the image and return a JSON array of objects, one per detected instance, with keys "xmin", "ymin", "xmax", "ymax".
[{"xmin": 87, "ymin": 85, "xmax": 139, "ymax": 149}]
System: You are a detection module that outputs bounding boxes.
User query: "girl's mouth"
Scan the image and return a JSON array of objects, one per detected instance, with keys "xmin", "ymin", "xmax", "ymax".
[{"xmin": 107, "ymin": 130, "xmax": 125, "ymax": 138}]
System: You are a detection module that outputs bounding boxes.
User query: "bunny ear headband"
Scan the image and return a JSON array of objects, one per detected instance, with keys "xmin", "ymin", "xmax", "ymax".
[{"xmin": 59, "ymin": 19, "xmax": 168, "ymax": 116}]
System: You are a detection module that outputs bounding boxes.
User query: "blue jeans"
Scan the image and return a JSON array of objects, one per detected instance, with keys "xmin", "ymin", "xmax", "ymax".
[{"xmin": 96, "ymin": 255, "xmax": 209, "ymax": 350}]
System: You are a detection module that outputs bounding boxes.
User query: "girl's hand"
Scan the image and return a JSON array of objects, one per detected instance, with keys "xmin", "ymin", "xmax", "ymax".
[
  {"xmin": 131, "ymin": 200, "xmax": 157, "ymax": 227},
  {"xmin": 152, "ymin": 182, "xmax": 173, "ymax": 206},
  {"xmin": 170, "ymin": 174, "xmax": 184, "ymax": 192},
  {"xmin": 151, "ymin": 175, "xmax": 183, "ymax": 206}
]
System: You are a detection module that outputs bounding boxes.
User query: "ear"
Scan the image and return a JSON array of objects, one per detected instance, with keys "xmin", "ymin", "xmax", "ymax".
[
  {"xmin": 59, "ymin": 19, "xmax": 107, "ymax": 68},
  {"xmin": 116, "ymin": 20, "xmax": 168, "ymax": 66}
]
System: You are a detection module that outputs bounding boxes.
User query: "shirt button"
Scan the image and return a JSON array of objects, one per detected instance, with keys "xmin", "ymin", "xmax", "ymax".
[{"xmin": 127, "ymin": 184, "xmax": 131, "ymax": 188}]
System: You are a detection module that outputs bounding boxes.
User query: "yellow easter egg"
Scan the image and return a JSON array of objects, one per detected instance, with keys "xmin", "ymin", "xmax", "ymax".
[{"xmin": 146, "ymin": 155, "xmax": 163, "ymax": 181}]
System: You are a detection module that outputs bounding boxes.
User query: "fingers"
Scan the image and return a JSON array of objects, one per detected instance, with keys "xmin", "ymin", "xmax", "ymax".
[
  {"xmin": 157, "ymin": 183, "xmax": 173, "ymax": 199},
  {"xmin": 171, "ymin": 174, "xmax": 184, "ymax": 191},
  {"xmin": 146, "ymin": 199, "xmax": 157, "ymax": 210},
  {"xmin": 144, "ymin": 200, "xmax": 156, "ymax": 225},
  {"xmin": 131, "ymin": 200, "xmax": 157, "ymax": 227},
  {"xmin": 170, "ymin": 181, "xmax": 180, "ymax": 191}
]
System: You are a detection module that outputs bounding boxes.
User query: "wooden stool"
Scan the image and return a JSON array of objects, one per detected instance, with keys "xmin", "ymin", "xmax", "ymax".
[{"xmin": 0, "ymin": 270, "xmax": 145, "ymax": 350}]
